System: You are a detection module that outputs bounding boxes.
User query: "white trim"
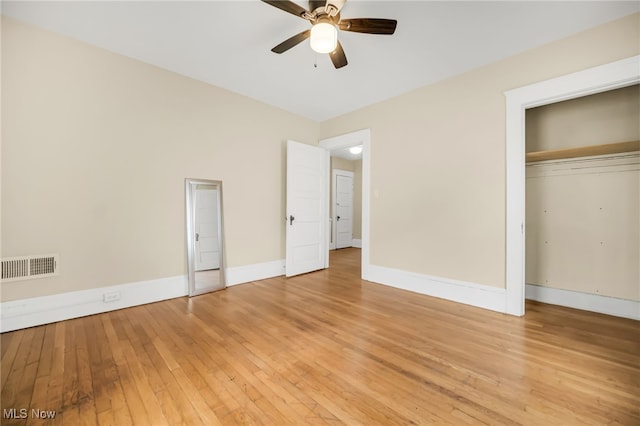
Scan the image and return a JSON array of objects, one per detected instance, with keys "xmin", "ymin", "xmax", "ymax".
[
  {"xmin": 226, "ymin": 259, "xmax": 285, "ymax": 286},
  {"xmin": 351, "ymin": 239, "xmax": 362, "ymax": 248},
  {"xmin": 328, "ymin": 218, "xmax": 335, "ymax": 251},
  {"xmin": 504, "ymin": 55, "xmax": 640, "ymax": 317},
  {"xmin": 526, "ymin": 152, "xmax": 639, "ymax": 178},
  {"xmin": 0, "ymin": 275, "xmax": 187, "ymax": 333},
  {"xmin": 368, "ymin": 265, "xmax": 506, "ymax": 313},
  {"xmin": 526, "ymin": 284, "xmax": 639, "ymax": 321},
  {"xmin": 324, "ymin": 150, "xmax": 331, "ymax": 268},
  {"xmin": 0, "ymin": 257, "xmax": 292, "ymax": 332},
  {"xmin": 320, "ymin": 128, "xmax": 371, "ymax": 280}
]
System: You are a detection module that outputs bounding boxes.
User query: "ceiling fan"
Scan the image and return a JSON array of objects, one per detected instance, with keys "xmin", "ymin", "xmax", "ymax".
[{"xmin": 261, "ymin": 0, "xmax": 397, "ymax": 69}]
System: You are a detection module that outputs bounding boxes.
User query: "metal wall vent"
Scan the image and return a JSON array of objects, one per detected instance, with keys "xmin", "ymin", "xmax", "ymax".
[{"xmin": 1, "ymin": 255, "xmax": 59, "ymax": 282}]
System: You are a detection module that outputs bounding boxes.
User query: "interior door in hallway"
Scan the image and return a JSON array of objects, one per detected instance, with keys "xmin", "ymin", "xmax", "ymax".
[{"xmin": 334, "ymin": 170, "xmax": 354, "ymax": 249}]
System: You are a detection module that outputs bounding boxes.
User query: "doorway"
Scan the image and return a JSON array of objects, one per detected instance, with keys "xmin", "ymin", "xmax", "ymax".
[
  {"xmin": 320, "ymin": 129, "xmax": 370, "ymax": 279},
  {"xmin": 331, "ymin": 168, "xmax": 356, "ymax": 249},
  {"xmin": 504, "ymin": 55, "xmax": 639, "ymax": 316}
]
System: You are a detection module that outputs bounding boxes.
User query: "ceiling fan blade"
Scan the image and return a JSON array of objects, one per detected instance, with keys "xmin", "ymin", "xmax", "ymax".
[
  {"xmin": 338, "ymin": 18, "xmax": 397, "ymax": 35},
  {"xmin": 329, "ymin": 41, "xmax": 348, "ymax": 69},
  {"xmin": 271, "ymin": 30, "xmax": 311, "ymax": 54},
  {"xmin": 261, "ymin": 0, "xmax": 309, "ymax": 19}
]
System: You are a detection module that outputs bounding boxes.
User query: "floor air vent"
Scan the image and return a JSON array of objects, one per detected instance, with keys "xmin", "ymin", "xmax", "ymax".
[{"xmin": 1, "ymin": 255, "xmax": 59, "ymax": 282}]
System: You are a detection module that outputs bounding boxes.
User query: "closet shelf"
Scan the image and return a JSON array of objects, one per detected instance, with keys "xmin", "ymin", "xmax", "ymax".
[{"xmin": 526, "ymin": 140, "xmax": 640, "ymax": 163}]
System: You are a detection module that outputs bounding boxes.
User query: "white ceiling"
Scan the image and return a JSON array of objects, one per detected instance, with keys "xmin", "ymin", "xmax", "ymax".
[
  {"xmin": 2, "ymin": 1, "xmax": 638, "ymax": 122},
  {"xmin": 331, "ymin": 145, "xmax": 362, "ymax": 160}
]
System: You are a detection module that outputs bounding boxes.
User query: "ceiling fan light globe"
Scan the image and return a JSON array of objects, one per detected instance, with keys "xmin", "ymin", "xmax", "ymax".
[{"xmin": 310, "ymin": 22, "xmax": 337, "ymax": 54}]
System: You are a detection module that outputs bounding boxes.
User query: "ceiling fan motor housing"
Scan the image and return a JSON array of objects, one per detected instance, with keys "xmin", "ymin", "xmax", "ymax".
[{"xmin": 324, "ymin": 0, "xmax": 346, "ymax": 17}]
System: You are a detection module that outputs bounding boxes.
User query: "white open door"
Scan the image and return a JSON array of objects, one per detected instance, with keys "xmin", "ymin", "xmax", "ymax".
[{"xmin": 286, "ymin": 140, "xmax": 329, "ymax": 277}]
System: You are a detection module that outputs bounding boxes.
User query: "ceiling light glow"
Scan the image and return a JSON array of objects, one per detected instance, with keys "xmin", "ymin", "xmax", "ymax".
[
  {"xmin": 310, "ymin": 22, "xmax": 337, "ymax": 54},
  {"xmin": 349, "ymin": 145, "xmax": 363, "ymax": 155}
]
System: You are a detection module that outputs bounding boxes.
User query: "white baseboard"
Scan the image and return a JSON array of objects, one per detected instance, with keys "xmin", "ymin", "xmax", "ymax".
[
  {"xmin": 330, "ymin": 240, "xmax": 361, "ymax": 250},
  {"xmin": 368, "ymin": 265, "xmax": 507, "ymax": 313},
  {"xmin": 526, "ymin": 284, "xmax": 639, "ymax": 320},
  {"xmin": 226, "ymin": 259, "xmax": 285, "ymax": 286},
  {"xmin": 0, "ymin": 275, "xmax": 188, "ymax": 333},
  {"xmin": 0, "ymin": 258, "xmax": 290, "ymax": 333},
  {"xmin": 14, "ymin": 263, "xmax": 633, "ymax": 333}
]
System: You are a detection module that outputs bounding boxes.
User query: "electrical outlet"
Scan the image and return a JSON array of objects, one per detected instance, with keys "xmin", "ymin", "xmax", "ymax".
[{"xmin": 103, "ymin": 291, "xmax": 120, "ymax": 303}]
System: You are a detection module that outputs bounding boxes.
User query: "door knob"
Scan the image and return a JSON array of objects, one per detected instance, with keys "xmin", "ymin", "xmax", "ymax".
[
  {"xmin": 289, "ymin": 215, "xmax": 295, "ymax": 225},
  {"xmin": 195, "ymin": 233, "xmax": 200, "ymax": 241},
  {"xmin": 337, "ymin": 215, "xmax": 341, "ymax": 221}
]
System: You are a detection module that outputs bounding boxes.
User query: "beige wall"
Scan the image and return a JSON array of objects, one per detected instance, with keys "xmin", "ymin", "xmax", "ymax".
[
  {"xmin": 1, "ymin": 17, "xmax": 319, "ymax": 301},
  {"xmin": 526, "ymin": 163, "xmax": 639, "ymax": 301},
  {"xmin": 330, "ymin": 157, "xmax": 356, "ymax": 172},
  {"xmin": 526, "ymin": 84, "xmax": 640, "ymax": 152},
  {"xmin": 2, "ymin": 13, "xmax": 639, "ymax": 303},
  {"xmin": 320, "ymin": 13, "xmax": 640, "ymax": 289}
]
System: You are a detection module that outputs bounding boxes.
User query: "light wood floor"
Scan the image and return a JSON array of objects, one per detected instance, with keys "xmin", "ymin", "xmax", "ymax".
[{"xmin": 2, "ymin": 248, "xmax": 639, "ymax": 425}]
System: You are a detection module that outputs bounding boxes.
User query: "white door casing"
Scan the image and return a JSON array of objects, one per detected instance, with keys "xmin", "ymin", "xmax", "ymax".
[
  {"xmin": 286, "ymin": 140, "xmax": 329, "ymax": 277},
  {"xmin": 194, "ymin": 187, "xmax": 220, "ymax": 271},
  {"xmin": 504, "ymin": 55, "xmax": 640, "ymax": 316},
  {"xmin": 333, "ymin": 170, "xmax": 354, "ymax": 249},
  {"xmin": 319, "ymin": 129, "xmax": 371, "ymax": 280}
]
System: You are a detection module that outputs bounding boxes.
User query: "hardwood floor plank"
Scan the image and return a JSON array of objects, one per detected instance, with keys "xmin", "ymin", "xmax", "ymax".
[
  {"xmin": 85, "ymin": 315, "xmax": 132, "ymax": 425},
  {"xmin": 61, "ymin": 319, "xmax": 80, "ymax": 425},
  {"xmin": 155, "ymin": 303, "xmax": 295, "ymax": 425},
  {"xmin": 34, "ymin": 323, "xmax": 56, "ymax": 380},
  {"xmin": 147, "ymin": 313, "xmax": 267, "ymax": 423},
  {"xmin": 133, "ymin": 310, "xmax": 218, "ymax": 425},
  {"xmin": 50, "ymin": 322, "xmax": 66, "ymax": 387},
  {"xmin": 74, "ymin": 318, "xmax": 98, "ymax": 426},
  {"xmin": 1, "ymin": 329, "xmax": 24, "ymax": 398},
  {"xmin": 14, "ymin": 327, "xmax": 46, "ymax": 413},
  {"xmin": 24, "ymin": 324, "xmax": 55, "ymax": 426},
  {"xmin": 2, "ymin": 248, "xmax": 638, "ymax": 425},
  {"xmin": 142, "ymin": 306, "xmax": 232, "ymax": 424},
  {"xmin": 217, "ymin": 285, "xmax": 449, "ymax": 424},
  {"xmin": 235, "ymin": 281, "xmax": 471, "ymax": 422},
  {"xmin": 184, "ymin": 292, "xmax": 351, "ymax": 423},
  {"xmin": 101, "ymin": 315, "xmax": 155, "ymax": 425}
]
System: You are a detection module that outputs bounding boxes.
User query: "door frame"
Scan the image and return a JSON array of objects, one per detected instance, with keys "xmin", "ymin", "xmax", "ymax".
[
  {"xmin": 504, "ymin": 55, "xmax": 639, "ymax": 316},
  {"xmin": 332, "ymin": 168, "xmax": 355, "ymax": 250},
  {"xmin": 319, "ymin": 128, "xmax": 371, "ymax": 280}
]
